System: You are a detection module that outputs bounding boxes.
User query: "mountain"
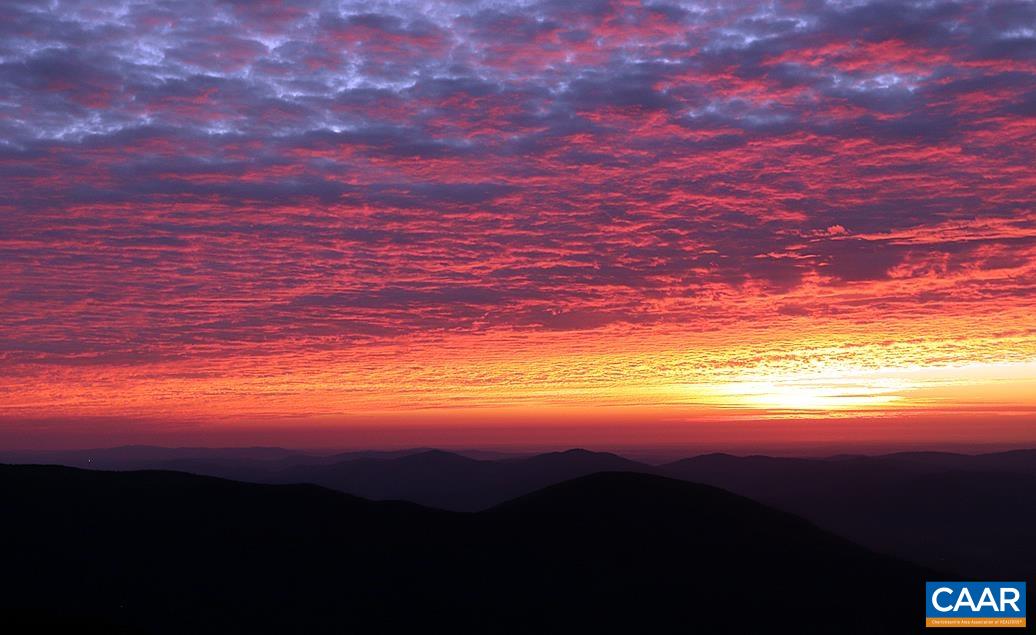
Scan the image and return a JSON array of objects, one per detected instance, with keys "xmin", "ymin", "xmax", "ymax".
[
  {"xmin": 661, "ymin": 451, "xmax": 1036, "ymax": 577},
  {"xmin": 0, "ymin": 445, "xmax": 524, "ymax": 481},
  {"xmin": 0, "ymin": 445, "xmax": 307, "ymax": 467},
  {"xmin": 0, "ymin": 464, "xmax": 929, "ymax": 634},
  {"xmin": 866, "ymin": 449, "xmax": 1036, "ymax": 474},
  {"xmin": 271, "ymin": 448, "xmax": 1036, "ymax": 577},
  {"xmin": 0, "ymin": 464, "xmax": 451, "ymax": 635},
  {"xmin": 482, "ymin": 472, "xmax": 931, "ymax": 632},
  {"xmin": 5, "ymin": 446, "xmax": 1033, "ymax": 578},
  {"xmin": 273, "ymin": 447, "xmax": 649, "ymax": 510}
]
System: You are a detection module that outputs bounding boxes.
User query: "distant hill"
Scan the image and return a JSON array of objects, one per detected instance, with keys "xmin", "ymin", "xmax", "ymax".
[
  {"xmin": 0, "ymin": 445, "xmax": 306, "ymax": 467},
  {"xmin": 661, "ymin": 451, "xmax": 1036, "ymax": 577},
  {"xmin": 274, "ymin": 447, "xmax": 649, "ymax": 510},
  {"xmin": 4, "ymin": 446, "xmax": 1033, "ymax": 578},
  {"xmin": 0, "ymin": 445, "xmax": 522, "ymax": 478},
  {"xmin": 0, "ymin": 464, "xmax": 928, "ymax": 634}
]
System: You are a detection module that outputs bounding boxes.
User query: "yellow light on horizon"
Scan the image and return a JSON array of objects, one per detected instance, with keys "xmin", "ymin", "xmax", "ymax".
[
  {"xmin": 698, "ymin": 376, "xmax": 907, "ymax": 412},
  {"xmin": 689, "ymin": 359, "xmax": 1036, "ymax": 415},
  {"xmin": 728, "ymin": 381, "xmax": 904, "ymax": 410}
]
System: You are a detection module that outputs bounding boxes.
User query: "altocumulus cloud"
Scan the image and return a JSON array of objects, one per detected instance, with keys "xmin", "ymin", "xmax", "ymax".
[{"xmin": 0, "ymin": 0, "xmax": 1034, "ymax": 368}]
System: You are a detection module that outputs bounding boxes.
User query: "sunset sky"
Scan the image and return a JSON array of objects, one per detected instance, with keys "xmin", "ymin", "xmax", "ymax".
[{"xmin": 1, "ymin": 0, "xmax": 1035, "ymax": 450}]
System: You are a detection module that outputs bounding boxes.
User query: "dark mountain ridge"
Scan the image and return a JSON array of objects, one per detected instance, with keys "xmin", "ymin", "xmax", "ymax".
[
  {"xmin": 0, "ymin": 464, "xmax": 929, "ymax": 634},
  {"xmin": 3, "ymin": 446, "xmax": 1033, "ymax": 578}
]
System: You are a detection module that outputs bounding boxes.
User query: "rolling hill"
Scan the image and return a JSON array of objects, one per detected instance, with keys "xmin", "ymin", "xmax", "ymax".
[
  {"xmin": 4, "ymin": 446, "xmax": 1032, "ymax": 578},
  {"xmin": 0, "ymin": 464, "xmax": 929, "ymax": 634}
]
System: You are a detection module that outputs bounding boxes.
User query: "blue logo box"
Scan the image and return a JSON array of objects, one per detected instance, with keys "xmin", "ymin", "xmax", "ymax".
[{"xmin": 926, "ymin": 582, "xmax": 1026, "ymax": 628}]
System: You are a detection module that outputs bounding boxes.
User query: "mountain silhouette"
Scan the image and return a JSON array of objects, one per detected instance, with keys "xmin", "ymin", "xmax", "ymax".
[
  {"xmin": 0, "ymin": 464, "xmax": 929, "ymax": 634},
  {"xmin": 272, "ymin": 447, "xmax": 650, "ymax": 511},
  {"xmin": 4, "ymin": 446, "xmax": 1032, "ymax": 578},
  {"xmin": 661, "ymin": 451, "xmax": 1036, "ymax": 577}
]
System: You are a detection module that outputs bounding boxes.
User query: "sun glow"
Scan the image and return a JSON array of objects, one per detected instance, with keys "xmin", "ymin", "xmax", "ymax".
[
  {"xmin": 695, "ymin": 359, "xmax": 1036, "ymax": 414},
  {"xmin": 712, "ymin": 379, "xmax": 905, "ymax": 411}
]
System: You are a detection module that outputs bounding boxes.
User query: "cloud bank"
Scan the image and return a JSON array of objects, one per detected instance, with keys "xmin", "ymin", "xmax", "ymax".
[{"xmin": 1, "ymin": 0, "xmax": 1034, "ymax": 422}]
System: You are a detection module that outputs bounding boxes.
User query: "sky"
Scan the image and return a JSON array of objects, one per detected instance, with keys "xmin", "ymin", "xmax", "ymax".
[{"xmin": 1, "ymin": 0, "xmax": 1035, "ymax": 451}]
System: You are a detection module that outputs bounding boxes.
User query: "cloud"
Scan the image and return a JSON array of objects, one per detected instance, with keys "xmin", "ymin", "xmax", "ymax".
[{"xmin": 0, "ymin": 0, "xmax": 1033, "ymax": 416}]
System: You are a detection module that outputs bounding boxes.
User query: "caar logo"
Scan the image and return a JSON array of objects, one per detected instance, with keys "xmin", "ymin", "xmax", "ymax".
[{"xmin": 926, "ymin": 582, "xmax": 1026, "ymax": 628}]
